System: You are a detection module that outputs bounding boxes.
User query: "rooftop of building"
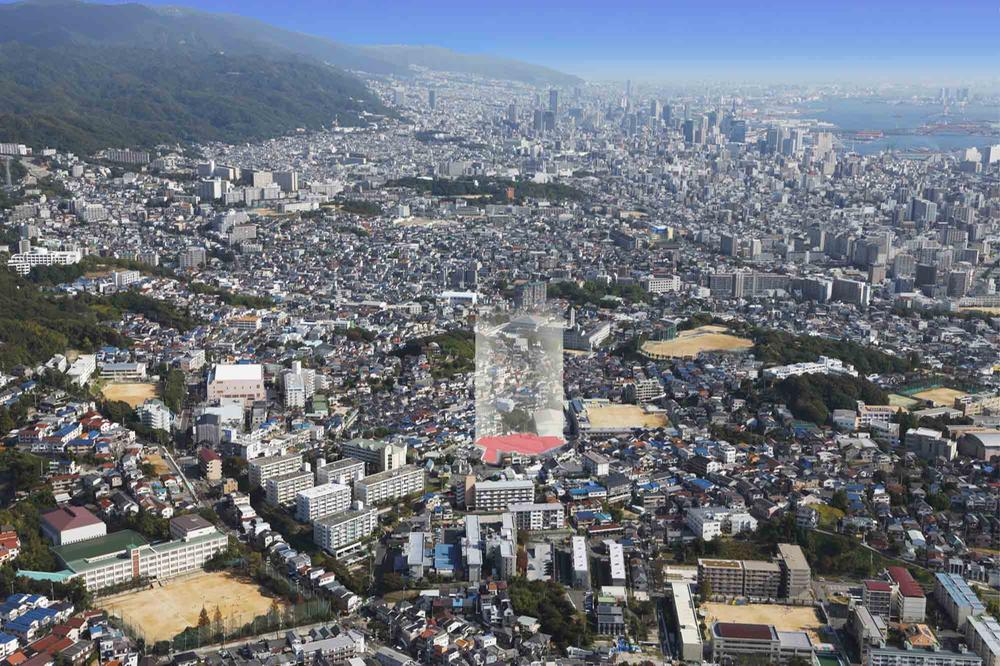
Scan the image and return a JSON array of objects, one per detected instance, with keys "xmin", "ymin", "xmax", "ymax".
[
  {"xmin": 53, "ymin": 529, "xmax": 148, "ymax": 569},
  {"xmin": 42, "ymin": 506, "xmax": 103, "ymax": 532},
  {"xmin": 713, "ymin": 622, "xmax": 775, "ymax": 641},
  {"xmin": 210, "ymin": 363, "xmax": 263, "ymax": 382}
]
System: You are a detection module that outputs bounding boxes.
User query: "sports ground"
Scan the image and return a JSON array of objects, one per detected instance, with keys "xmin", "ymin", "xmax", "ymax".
[
  {"xmin": 702, "ymin": 602, "xmax": 825, "ymax": 644},
  {"xmin": 584, "ymin": 404, "xmax": 670, "ymax": 430},
  {"xmin": 960, "ymin": 307, "xmax": 1000, "ymax": 315},
  {"xmin": 911, "ymin": 387, "xmax": 967, "ymax": 407},
  {"xmin": 100, "ymin": 382, "xmax": 158, "ymax": 408},
  {"xmin": 640, "ymin": 325, "xmax": 752, "ymax": 359},
  {"xmin": 101, "ymin": 571, "xmax": 282, "ymax": 642}
]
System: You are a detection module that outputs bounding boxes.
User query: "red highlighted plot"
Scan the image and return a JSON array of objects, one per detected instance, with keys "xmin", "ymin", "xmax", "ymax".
[{"xmin": 475, "ymin": 433, "xmax": 565, "ymax": 464}]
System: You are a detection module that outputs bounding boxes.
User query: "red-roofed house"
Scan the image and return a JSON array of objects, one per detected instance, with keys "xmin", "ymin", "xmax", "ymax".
[
  {"xmin": 6, "ymin": 650, "xmax": 27, "ymax": 665},
  {"xmin": 0, "ymin": 530, "xmax": 20, "ymax": 564},
  {"xmin": 17, "ymin": 424, "xmax": 52, "ymax": 446}
]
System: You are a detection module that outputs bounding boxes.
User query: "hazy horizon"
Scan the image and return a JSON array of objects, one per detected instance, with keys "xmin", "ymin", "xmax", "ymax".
[{"xmin": 54, "ymin": 0, "xmax": 998, "ymax": 85}]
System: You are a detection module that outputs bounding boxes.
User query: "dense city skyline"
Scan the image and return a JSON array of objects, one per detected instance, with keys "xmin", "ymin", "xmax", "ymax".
[{"xmin": 1, "ymin": 2, "xmax": 1000, "ymax": 666}]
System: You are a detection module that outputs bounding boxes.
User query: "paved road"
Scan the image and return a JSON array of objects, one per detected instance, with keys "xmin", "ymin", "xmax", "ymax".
[
  {"xmin": 162, "ymin": 448, "xmax": 201, "ymax": 503},
  {"xmin": 179, "ymin": 618, "xmax": 354, "ymax": 657},
  {"xmin": 657, "ymin": 597, "xmax": 673, "ymax": 660}
]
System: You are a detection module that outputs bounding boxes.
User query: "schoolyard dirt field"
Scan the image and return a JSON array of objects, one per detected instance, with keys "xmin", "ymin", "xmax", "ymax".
[
  {"xmin": 394, "ymin": 216, "xmax": 455, "ymax": 227},
  {"xmin": 960, "ymin": 307, "xmax": 1000, "ymax": 315},
  {"xmin": 640, "ymin": 325, "xmax": 753, "ymax": 359},
  {"xmin": 702, "ymin": 602, "xmax": 825, "ymax": 643},
  {"xmin": 911, "ymin": 387, "xmax": 968, "ymax": 407},
  {"xmin": 100, "ymin": 382, "xmax": 158, "ymax": 408},
  {"xmin": 585, "ymin": 404, "xmax": 669, "ymax": 430},
  {"xmin": 101, "ymin": 571, "xmax": 283, "ymax": 642}
]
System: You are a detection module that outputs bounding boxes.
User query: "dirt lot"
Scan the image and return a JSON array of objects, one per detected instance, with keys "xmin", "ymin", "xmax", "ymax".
[
  {"xmin": 101, "ymin": 382, "xmax": 158, "ymax": 408},
  {"xmin": 911, "ymin": 387, "xmax": 968, "ymax": 407},
  {"xmin": 585, "ymin": 404, "xmax": 669, "ymax": 429},
  {"xmin": 101, "ymin": 572, "xmax": 283, "ymax": 642},
  {"xmin": 144, "ymin": 452, "xmax": 171, "ymax": 476},
  {"xmin": 702, "ymin": 602, "xmax": 825, "ymax": 643},
  {"xmin": 394, "ymin": 216, "xmax": 454, "ymax": 227},
  {"xmin": 640, "ymin": 325, "xmax": 752, "ymax": 359},
  {"xmin": 960, "ymin": 307, "xmax": 1000, "ymax": 315}
]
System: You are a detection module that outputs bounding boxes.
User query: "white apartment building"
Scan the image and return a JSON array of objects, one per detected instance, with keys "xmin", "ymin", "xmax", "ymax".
[
  {"xmin": 509, "ymin": 502, "xmax": 565, "ymax": 530},
  {"xmin": 857, "ymin": 402, "xmax": 900, "ymax": 429},
  {"xmin": 866, "ymin": 646, "xmax": 981, "ymax": 666},
  {"xmin": 66, "ymin": 354, "xmax": 96, "ymax": 387},
  {"xmin": 354, "ymin": 465, "xmax": 424, "ymax": 506},
  {"xmin": 641, "ymin": 275, "xmax": 681, "ymax": 294},
  {"xmin": 7, "ymin": 247, "xmax": 82, "ymax": 275},
  {"xmin": 295, "ymin": 483, "xmax": 351, "ymax": 523},
  {"xmin": 606, "ymin": 539, "xmax": 626, "ymax": 586},
  {"xmin": 137, "ymin": 399, "xmax": 172, "ymax": 431},
  {"xmin": 889, "ymin": 567, "xmax": 927, "ymax": 623},
  {"xmin": 316, "ymin": 457, "xmax": 366, "ymax": 486},
  {"xmin": 763, "ymin": 356, "xmax": 859, "ymax": 380},
  {"xmin": 934, "ymin": 573, "xmax": 984, "ymax": 629},
  {"xmin": 340, "ymin": 439, "xmax": 407, "ymax": 473},
  {"xmin": 284, "ymin": 374, "xmax": 305, "ymax": 408},
  {"xmin": 473, "ymin": 479, "xmax": 534, "ymax": 512},
  {"xmin": 626, "ymin": 378, "xmax": 664, "ymax": 402},
  {"xmin": 686, "ymin": 506, "xmax": 758, "ymax": 540},
  {"xmin": 112, "ymin": 270, "xmax": 141, "ymax": 288},
  {"xmin": 672, "ymin": 582, "xmax": 704, "ymax": 662},
  {"xmin": 248, "ymin": 452, "xmax": 303, "ymax": 488},
  {"xmin": 965, "ymin": 615, "xmax": 1000, "ymax": 666},
  {"xmin": 582, "ymin": 450, "xmax": 610, "ymax": 476},
  {"xmin": 776, "ymin": 543, "xmax": 812, "ymax": 598},
  {"xmin": 266, "ymin": 470, "xmax": 314, "ymax": 507},
  {"xmin": 907, "ymin": 427, "xmax": 957, "ymax": 461},
  {"xmin": 313, "ymin": 508, "xmax": 378, "ymax": 556},
  {"xmin": 571, "ymin": 535, "xmax": 589, "ymax": 589}
]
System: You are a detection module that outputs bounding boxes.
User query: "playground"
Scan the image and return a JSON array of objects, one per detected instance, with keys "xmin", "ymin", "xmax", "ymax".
[
  {"xmin": 101, "ymin": 382, "xmax": 158, "ymax": 408},
  {"xmin": 911, "ymin": 387, "xmax": 967, "ymax": 407},
  {"xmin": 640, "ymin": 325, "xmax": 752, "ymax": 359},
  {"xmin": 702, "ymin": 602, "xmax": 825, "ymax": 644},
  {"xmin": 101, "ymin": 571, "xmax": 282, "ymax": 642}
]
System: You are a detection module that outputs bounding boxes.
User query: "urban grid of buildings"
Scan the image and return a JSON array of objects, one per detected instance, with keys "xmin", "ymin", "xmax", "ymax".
[{"xmin": 1, "ymin": 65, "xmax": 999, "ymax": 666}]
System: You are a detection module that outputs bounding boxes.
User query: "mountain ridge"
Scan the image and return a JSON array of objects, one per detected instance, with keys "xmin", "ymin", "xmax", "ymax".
[
  {"xmin": 0, "ymin": 0, "xmax": 582, "ymax": 85},
  {"xmin": 0, "ymin": 44, "xmax": 389, "ymax": 153},
  {"xmin": 0, "ymin": 0, "xmax": 582, "ymax": 152}
]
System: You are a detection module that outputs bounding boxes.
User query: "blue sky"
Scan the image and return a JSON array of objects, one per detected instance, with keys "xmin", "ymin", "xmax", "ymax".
[{"xmin": 85, "ymin": 0, "xmax": 1000, "ymax": 82}]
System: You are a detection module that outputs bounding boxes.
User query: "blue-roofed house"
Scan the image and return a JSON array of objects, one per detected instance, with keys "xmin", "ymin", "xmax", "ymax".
[
  {"xmin": 0, "ymin": 632, "xmax": 18, "ymax": 657},
  {"xmin": 568, "ymin": 483, "xmax": 607, "ymax": 500},
  {"xmin": 686, "ymin": 478, "xmax": 714, "ymax": 492},
  {"xmin": 434, "ymin": 544, "xmax": 459, "ymax": 577}
]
